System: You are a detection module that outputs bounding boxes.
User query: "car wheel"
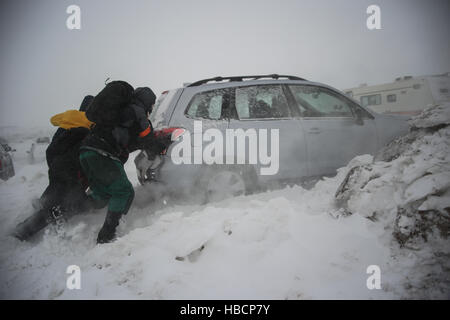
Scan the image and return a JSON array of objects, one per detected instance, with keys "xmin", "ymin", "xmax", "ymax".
[{"xmin": 199, "ymin": 165, "xmax": 258, "ymax": 203}]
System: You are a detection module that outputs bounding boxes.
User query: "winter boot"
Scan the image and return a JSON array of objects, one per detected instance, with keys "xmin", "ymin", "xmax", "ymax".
[
  {"xmin": 48, "ymin": 205, "xmax": 67, "ymax": 230},
  {"xmin": 13, "ymin": 208, "xmax": 51, "ymax": 241},
  {"xmin": 97, "ymin": 211, "xmax": 122, "ymax": 244},
  {"xmin": 31, "ymin": 198, "xmax": 44, "ymax": 210},
  {"xmin": 13, "ymin": 205, "xmax": 66, "ymax": 241}
]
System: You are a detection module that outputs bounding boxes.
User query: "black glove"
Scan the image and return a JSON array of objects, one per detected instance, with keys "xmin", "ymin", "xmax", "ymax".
[
  {"xmin": 143, "ymin": 134, "xmax": 172, "ymax": 160},
  {"xmin": 157, "ymin": 135, "xmax": 172, "ymax": 150}
]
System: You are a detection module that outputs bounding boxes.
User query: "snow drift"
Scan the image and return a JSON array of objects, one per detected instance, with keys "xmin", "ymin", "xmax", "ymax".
[
  {"xmin": 335, "ymin": 103, "xmax": 450, "ymax": 298},
  {"xmin": 0, "ymin": 104, "xmax": 449, "ymax": 299}
]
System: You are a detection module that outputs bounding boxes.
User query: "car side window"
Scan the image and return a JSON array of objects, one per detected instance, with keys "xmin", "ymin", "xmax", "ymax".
[
  {"xmin": 186, "ymin": 89, "xmax": 227, "ymax": 120},
  {"xmin": 288, "ymin": 85, "xmax": 354, "ymax": 117},
  {"xmin": 235, "ymin": 85, "xmax": 291, "ymax": 119}
]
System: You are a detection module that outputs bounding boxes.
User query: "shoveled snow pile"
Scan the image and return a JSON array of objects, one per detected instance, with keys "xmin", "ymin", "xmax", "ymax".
[
  {"xmin": 335, "ymin": 103, "xmax": 450, "ymax": 298},
  {"xmin": 0, "ymin": 104, "xmax": 449, "ymax": 299}
]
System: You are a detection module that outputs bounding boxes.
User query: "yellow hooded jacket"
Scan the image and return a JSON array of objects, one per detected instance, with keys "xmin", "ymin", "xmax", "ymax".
[{"xmin": 50, "ymin": 110, "xmax": 94, "ymax": 129}]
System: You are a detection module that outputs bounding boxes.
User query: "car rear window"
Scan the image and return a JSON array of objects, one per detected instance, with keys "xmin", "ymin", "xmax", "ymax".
[{"xmin": 150, "ymin": 89, "xmax": 178, "ymax": 128}]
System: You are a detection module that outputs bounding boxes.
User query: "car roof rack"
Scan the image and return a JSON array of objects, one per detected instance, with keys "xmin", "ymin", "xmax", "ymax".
[{"xmin": 187, "ymin": 74, "xmax": 307, "ymax": 87}]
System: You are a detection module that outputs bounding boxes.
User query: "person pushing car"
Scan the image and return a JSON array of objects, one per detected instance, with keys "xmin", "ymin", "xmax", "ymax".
[{"xmin": 80, "ymin": 81, "xmax": 169, "ymax": 244}]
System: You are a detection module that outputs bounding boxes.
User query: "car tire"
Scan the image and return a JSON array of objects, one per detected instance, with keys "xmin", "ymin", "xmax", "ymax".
[{"xmin": 197, "ymin": 164, "xmax": 258, "ymax": 204}]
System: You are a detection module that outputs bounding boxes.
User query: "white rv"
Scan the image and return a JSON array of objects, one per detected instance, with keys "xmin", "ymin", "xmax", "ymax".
[{"xmin": 344, "ymin": 73, "xmax": 450, "ymax": 115}]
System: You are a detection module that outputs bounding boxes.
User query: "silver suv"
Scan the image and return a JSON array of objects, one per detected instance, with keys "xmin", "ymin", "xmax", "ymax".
[{"xmin": 135, "ymin": 74, "xmax": 409, "ymax": 202}]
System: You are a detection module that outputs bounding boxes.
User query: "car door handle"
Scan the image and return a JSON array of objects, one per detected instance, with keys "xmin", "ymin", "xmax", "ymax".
[{"xmin": 308, "ymin": 127, "xmax": 321, "ymax": 134}]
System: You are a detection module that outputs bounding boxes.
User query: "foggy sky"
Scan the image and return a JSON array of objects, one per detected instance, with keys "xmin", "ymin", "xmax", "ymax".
[{"xmin": 1, "ymin": 0, "xmax": 449, "ymax": 127}]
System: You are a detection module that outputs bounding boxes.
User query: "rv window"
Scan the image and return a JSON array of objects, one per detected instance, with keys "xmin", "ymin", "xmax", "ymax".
[
  {"xmin": 360, "ymin": 94, "xmax": 381, "ymax": 107},
  {"xmin": 387, "ymin": 94, "xmax": 397, "ymax": 103}
]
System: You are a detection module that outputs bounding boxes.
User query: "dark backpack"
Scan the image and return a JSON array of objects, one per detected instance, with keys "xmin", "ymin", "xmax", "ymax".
[{"xmin": 86, "ymin": 81, "xmax": 134, "ymax": 126}]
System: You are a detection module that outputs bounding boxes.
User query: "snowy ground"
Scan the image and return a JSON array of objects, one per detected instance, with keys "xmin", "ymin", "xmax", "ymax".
[{"xmin": 0, "ymin": 106, "xmax": 449, "ymax": 300}]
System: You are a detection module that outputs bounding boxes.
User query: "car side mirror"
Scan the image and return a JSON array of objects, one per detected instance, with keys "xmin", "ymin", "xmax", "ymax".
[{"xmin": 354, "ymin": 108, "xmax": 364, "ymax": 125}]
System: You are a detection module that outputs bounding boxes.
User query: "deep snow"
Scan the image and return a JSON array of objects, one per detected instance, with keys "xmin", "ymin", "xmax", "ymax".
[{"xmin": 0, "ymin": 105, "xmax": 448, "ymax": 299}]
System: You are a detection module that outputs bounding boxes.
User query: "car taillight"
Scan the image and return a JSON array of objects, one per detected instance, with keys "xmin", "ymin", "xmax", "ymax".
[
  {"xmin": 152, "ymin": 127, "xmax": 186, "ymax": 155},
  {"xmin": 154, "ymin": 127, "xmax": 186, "ymax": 141},
  {"xmin": 156, "ymin": 127, "xmax": 176, "ymax": 136},
  {"xmin": 171, "ymin": 128, "xmax": 186, "ymax": 141}
]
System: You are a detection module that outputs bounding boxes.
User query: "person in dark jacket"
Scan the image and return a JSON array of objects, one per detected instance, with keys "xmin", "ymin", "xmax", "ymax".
[
  {"xmin": 80, "ymin": 87, "xmax": 168, "ymax": 244},
  {"xmin": 45, "ymin": 95, "xmax": 93, "ymax": 168},
  {"xmin": 14, "ymin": 96, "xmax": 95, "ymax": 241}
]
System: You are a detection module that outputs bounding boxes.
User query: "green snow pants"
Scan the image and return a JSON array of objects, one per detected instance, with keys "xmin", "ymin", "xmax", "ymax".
[{"xmin": 79, "ymin": 150, "xmax": 134, "ymax": 215}]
